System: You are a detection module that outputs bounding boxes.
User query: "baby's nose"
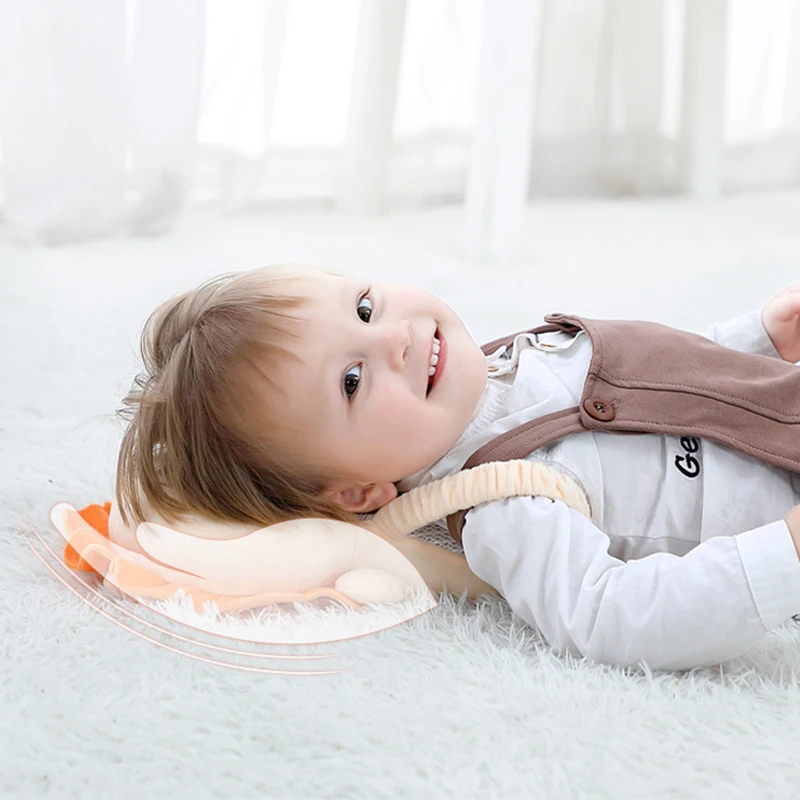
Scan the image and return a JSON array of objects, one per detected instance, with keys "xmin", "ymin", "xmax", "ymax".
[{"xmin": 387, "ymin": 320, "xmax": 411, "ymax": 369}]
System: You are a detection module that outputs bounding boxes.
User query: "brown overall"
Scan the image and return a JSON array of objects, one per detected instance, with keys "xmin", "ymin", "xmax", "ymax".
[{"xmin": 445, "ymin": 313, "xmax": 800, "ymax": 545}]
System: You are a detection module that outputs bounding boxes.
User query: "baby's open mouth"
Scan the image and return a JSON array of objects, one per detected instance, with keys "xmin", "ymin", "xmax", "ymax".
[{"xmin": 426, "ymin": 329, "xmax": 443, "ymax": 396}]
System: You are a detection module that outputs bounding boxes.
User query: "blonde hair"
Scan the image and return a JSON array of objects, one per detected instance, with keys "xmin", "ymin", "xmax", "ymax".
[{"xmin": 115, "ymin": 263, "xmax": 363, "ymax": 530}]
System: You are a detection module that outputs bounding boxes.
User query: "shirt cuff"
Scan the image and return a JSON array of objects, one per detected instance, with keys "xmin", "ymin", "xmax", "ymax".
[
  {"xmin": 707, "ymin": 308, "xmax": 782, "ymax": 358},
  {"xmin": 735, "ymin": 518, "xmax": 800, "ymax": 630}
]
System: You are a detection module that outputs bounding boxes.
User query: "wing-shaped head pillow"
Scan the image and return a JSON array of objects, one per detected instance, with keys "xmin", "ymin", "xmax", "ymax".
[{"xmin": 57, "ymin": 459, "xmax": 589, "ymax": 611}]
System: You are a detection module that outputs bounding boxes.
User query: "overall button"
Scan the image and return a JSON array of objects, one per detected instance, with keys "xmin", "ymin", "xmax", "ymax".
[{"xmin": 584, "ymin": 397, "xmax": 615, "ymax": 421}]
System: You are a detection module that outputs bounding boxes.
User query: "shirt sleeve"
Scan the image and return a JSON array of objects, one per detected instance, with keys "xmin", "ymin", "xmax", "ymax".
[
  {"xmin": 701, "ymin": 308, "xmax": 781, "ymax": 358},
  {"xmin": 462, "ymin": 495, "xmax": 800, "ymax": 671}
]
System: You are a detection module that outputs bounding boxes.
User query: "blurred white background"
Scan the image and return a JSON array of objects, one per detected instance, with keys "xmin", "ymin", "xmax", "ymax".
[{"xmin": 0, "ymin": 0, "xmax": 798, "ymax": 260}]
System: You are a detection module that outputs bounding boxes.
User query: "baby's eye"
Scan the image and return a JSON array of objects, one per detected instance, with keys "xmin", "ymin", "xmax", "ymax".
[
  {"xmin": 357, "ymin": 293, "xmax": 373, "ymax": 323},
  {"xmin": 343, "ymin": 363, "xmax": 362, "ymax": 400}
]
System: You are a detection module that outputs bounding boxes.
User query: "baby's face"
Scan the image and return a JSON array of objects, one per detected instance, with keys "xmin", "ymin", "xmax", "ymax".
[{"xmin": 270, "ymin": 270, "xmax": 487, "ymax": 498}]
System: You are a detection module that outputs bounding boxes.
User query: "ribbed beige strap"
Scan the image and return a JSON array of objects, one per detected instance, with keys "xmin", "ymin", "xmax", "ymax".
[{"xmin": 366, "ymin": 459, "xmax": 590, "ymax": 541}]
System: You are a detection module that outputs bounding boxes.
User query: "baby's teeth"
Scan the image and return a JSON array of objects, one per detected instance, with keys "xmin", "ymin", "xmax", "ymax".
[{"xmin": 428, "ymin": 335, "xmax": 441, "ymax": 383}]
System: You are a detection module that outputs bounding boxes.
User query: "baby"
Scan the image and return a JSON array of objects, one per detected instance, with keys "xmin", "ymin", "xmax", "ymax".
[{"xmin": 113, "ymin": 263, "xmax": 800, "ymax": 671}]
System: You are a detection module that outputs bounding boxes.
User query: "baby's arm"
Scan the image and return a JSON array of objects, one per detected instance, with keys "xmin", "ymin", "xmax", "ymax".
[
  {"xmin": 389, "ymin": 535, "xmax": 499, "ymax": 601},
  {"xmin": 461, "ymin": 496, "xmax": 800, "ymax": 671},
  {"xmin": 702, "ymin": 308, "xmax": 781, "ymax": 357}
]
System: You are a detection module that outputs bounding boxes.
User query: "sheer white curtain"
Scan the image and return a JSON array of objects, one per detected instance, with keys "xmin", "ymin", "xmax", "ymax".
[
  {"xmin": 0, "ymin": 0, "xmax": 204, "ymax": 243},
  {"xmin": 0, "ymin": 0, "xmax": 798, "ymax": 245}
]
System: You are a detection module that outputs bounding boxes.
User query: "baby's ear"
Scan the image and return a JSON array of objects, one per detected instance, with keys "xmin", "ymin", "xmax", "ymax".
[{"xmin": 323, "ymin": 481, "xmax": 398, "ymax": 513}]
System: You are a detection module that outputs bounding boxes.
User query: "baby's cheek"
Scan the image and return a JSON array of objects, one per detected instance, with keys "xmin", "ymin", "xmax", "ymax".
[
  {"xmin": 369, "ymin": 390, "xmax": 430, "ymax": 453},
  {"xmin": 373, "ymin": 388, "xmax": 415, "ymax": 431}
]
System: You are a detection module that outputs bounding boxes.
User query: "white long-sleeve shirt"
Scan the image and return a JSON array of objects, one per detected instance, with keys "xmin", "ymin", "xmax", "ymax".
[{"xmin": 398, "ymin": 309, "xmax": 800, "ymax": 671}]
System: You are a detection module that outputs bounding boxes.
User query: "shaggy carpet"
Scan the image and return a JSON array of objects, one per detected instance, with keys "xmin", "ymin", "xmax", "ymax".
[{"xmin": 3, "ymin": 192, "xmax": 800, "ymax": 799}]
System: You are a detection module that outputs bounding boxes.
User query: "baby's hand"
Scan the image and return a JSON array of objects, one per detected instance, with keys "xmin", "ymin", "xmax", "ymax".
[{"xmin": 762, "ymin": 285, "xmax": 800, "ymax": 363}]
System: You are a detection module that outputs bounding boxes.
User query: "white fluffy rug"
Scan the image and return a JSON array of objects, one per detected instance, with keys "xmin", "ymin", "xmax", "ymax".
[{"xmin": 4, "ymin": 192, "xmax": 800, "ymax": 799}]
